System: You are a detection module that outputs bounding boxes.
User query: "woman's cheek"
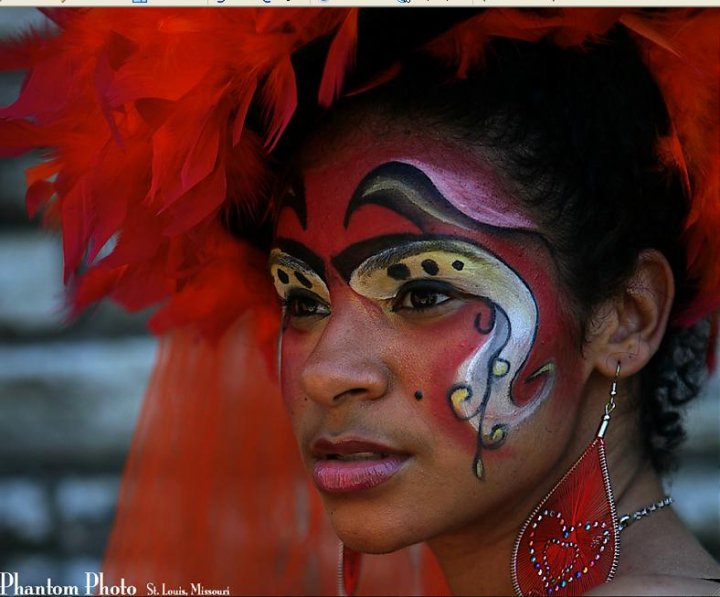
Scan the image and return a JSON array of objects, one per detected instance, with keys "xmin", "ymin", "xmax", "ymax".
[
  {"xmin": 279, "ymin": 329, "xmax": 312, "ymax": 413},
  {"xmin": 392, "ymin": 300, "xmax": 496, "ymax": 454},
  {"xmin": 526, "ymin": 292, "xmax": 587, "ymax": 416},
  {"xmin": 393, "ymin": 293, "xmax": 580, "ymax": 481}
]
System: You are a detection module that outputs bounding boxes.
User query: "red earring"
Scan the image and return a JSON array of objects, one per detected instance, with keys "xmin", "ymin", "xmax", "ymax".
[
  {"xmin": 338, "ymin": 542, "xmax": 362, "ymax": 596},
  {"xmin": 511, "ymin": 363, "xmax": 622, "ymax": 596}
]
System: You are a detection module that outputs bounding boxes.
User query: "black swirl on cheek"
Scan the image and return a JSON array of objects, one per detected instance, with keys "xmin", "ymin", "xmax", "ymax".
[{"xmin": 474, "ymin": 304, "xmax": 496, "ymax": 335}]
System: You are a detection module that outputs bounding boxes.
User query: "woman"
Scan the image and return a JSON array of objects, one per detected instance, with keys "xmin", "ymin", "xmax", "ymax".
[{"xmin": 2, "ymin": 7, "xmax": 719, "ymax": 596}]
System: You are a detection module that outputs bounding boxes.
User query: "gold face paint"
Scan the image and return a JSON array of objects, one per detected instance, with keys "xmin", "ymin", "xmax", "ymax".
[
  {"xmin": 269, "ymin": 248, "xmax": 331, "ymax": 306},
  {"xmin": 349, "ymin": 239, "xmax": 526, "ymax": 305}
]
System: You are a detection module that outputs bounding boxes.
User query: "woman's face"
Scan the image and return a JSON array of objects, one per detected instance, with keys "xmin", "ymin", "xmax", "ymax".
[{"xmin": 271, "ymin": 120, "xmax": 591, "ymax": 553}]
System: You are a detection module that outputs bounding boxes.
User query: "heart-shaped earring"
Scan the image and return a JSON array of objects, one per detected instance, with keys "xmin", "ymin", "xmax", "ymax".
[{"xmin": 511, "ymin": 363, "xmax": 622, "ymax": 596}]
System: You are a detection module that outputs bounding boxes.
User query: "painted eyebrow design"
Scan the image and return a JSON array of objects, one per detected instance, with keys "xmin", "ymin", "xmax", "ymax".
[
  {"xmin": 333, "ymin": 234, "xmax": 473, "ymax": 283},
  {"xmin": 273, "ymin": 238, "xmax": 326, "ymax": 281},
  {"xmin": 343, "ymin": 161, "xmax": 481, "ymax": 231}
]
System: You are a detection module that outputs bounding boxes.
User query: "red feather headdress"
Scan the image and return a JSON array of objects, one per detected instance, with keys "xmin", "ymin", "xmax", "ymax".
[
  {"xmin": 1, "ymin": 8, "xmax": 718, "ymax": 339},
  {"xmin": 1, "ymin": 8, "xmax": 718, "ymax": 595}
]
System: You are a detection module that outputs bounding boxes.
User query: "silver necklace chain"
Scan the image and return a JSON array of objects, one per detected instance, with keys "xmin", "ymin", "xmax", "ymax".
[{"xmin": 617, "ymin": 495, "xmax": 673, "ymax": 532}]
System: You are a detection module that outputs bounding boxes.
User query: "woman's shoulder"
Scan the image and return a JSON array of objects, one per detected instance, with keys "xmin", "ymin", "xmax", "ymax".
[{"xmin": 584, "ymin": 574, "xmax": 720, "ymax": 596}]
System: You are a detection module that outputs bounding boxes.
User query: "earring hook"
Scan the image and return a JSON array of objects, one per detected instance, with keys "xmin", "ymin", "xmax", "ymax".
[{"xmin": 598, "ymin": 361, "xmax": 621, "ymax": 438}]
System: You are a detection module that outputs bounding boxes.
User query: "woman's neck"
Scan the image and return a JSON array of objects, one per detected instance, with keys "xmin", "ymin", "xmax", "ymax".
[{"xmin": 427, "ymin": 516, "xmax": 519, "ymax": 595}]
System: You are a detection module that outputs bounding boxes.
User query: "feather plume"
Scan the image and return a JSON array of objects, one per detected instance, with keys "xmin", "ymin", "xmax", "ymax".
[{"xmin": 1, "ymin": 7, "xmax": 717, "ymax": 336}]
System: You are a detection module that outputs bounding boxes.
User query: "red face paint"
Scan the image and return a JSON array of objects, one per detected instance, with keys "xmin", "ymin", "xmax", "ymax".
[{"xmin": 271, "ymin": 124, "xmax": 586, "ymax": 554}]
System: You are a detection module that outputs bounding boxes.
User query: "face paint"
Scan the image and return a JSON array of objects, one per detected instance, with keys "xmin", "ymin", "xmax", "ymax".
[
  {"xmin": 269, "ymin": 246, "xmax": 331, "ymax": 325},
  {"xmin": 271, "ymin": 122, "xmax": 591, "ymax": 558},
  {"xmin": 343, "ymin": 162, "xmax": 483, "ymax": 232},
  {"xmin": 336, "ymin": 236, "xmax": 552, "ymax": 479},
  {"xmin": 273, "ymin": 125, "xmax": 584, "ymax": 531}
]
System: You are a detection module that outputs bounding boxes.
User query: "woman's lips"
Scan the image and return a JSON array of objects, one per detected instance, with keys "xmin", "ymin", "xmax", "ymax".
[{"xmin": 311, "ymin": 438, "xmax": 410, "ymax": 494}]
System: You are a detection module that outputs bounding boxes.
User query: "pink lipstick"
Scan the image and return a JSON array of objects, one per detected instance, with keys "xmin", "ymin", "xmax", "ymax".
[{"xmin": 311, "ymin": 438, "xmax": 409, "ymax": 494}]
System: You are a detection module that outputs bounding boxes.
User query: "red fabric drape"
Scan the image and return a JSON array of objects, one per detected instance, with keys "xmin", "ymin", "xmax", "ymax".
[{"xmin": 103, "ymin": 319, "xmax": 448, "ymax": 595}]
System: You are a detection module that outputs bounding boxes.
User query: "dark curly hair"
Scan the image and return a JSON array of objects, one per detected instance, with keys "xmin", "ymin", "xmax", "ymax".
[{"xmin": 358, "ymin": 30, "xmax": 710, "ymax": 472}]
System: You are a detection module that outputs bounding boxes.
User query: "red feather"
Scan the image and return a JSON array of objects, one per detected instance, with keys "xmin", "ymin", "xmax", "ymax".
[
  {"xmin": 84, "ymin": 139, "xmax": 149, "ymax": 264},
  {"xmin": 231, "ymin": 77, "xmax": 257, "ymax": 148},
  {"xmin": 0, "ymin": 119, "xmax": 48, "ymax": 157},
  {"xmin": 318, "ymin": 8, "xmax": 358, "ymax": 108},
  {"xmin": 71, "ymin": 265, "xmax": 125, "ymax": 315},
  {"xmin": 163, "ymin": 161, "xmax": 228, "ymax": 236},
  {"xmin": 26, "ymin": 180, "xmax": 55, "ymax": 219},
  {"xmin": 60, "ymin": 183, "xmax": 92, "ymax": 282},
  {"xmin": 180, "ymin": 95, "xmax": 226, "ymax": 192},
  {"xmin": 260, "ymin": 55, "xmax": 297, "ymax": 151},
  {"xmin": 149, "ymin": 83, "xmax": 225, "ymax": 208}
]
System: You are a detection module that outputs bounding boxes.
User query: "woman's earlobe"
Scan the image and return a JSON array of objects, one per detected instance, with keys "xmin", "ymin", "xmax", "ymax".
[{"xmin": 593, "ymin": 249, "xmax": 675, "ymax": 378}]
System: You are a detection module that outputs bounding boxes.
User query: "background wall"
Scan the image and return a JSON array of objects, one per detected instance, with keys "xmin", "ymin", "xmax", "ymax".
[
  {"xmin": 0, "ymin": 9, "xmax": 154, "ymax": 586},
  {"xmin": 0, "ymin": 7, "xmax": 717, "ymax": 589}
]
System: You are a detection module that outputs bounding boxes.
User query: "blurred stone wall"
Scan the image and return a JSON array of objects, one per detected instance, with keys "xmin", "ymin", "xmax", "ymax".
[
  {"xmin": 0, "ymin": 8, "xmax": 717, "ymax": 592},
  {"xmin": 0, "ymin": 9, "xmax": 153, "ymax": 586}
]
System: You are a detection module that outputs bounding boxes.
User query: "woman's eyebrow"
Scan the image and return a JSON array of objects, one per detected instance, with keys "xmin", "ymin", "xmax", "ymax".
[
  {"xmin": 273, "ymin": 238, "xmax": 326, "ymax": 280},
  {"xmin": 343, "ymin": 161, "xmax": 480, "ymax": 232},
  {"xmin": 332, "ymin": 234, "xmax": 465, "ymax": 283}
]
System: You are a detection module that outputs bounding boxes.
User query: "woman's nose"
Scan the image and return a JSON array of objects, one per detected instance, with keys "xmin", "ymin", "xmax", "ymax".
[{"xmin": 299, "ymin": 304, "xmax": 389, "ymax": 405}]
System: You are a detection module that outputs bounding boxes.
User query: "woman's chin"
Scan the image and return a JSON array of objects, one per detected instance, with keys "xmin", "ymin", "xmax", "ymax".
[
  {"xmin": 328, "ymin": 510, "xmax": 423, "ymax": 555},
  {"xmin": 333, "ymin": 530, "xmax": 412, "ymax": 555}
]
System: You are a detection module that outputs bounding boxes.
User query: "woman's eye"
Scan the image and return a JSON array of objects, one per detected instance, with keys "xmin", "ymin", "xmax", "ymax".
[
  {"xmin": 284, "ymin": 292, "xmax": 330, "ymax": 318},
  {"xmin": 393, "ymin": 282, "xmax": 455, "ymax": 312}
]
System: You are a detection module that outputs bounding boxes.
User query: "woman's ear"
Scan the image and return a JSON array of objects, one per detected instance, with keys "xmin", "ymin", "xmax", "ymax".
[{"xmin": 588, "ymin": 250, "xmax": 675, "ymax": 377}]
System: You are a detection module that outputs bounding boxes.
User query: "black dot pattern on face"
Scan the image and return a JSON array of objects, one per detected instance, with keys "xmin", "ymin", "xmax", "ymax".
[
  {"xmin": 414, "ymin": 390, "xmax": 423, "ymax": 401},
  {"xmin": 421, "ymin": 259, "xmax": 439, "ymax": 275},
  {"xmin": 294, "ymin": 271, "xmax": 312, "ymax": 289},
  {"xmin": 277, "ymin": 269, "xmax": 290, "ymax": 284},
  {"xmin": 387, "ymin": 263, "xmax": 411, "ymax": 280},
  {"xmin": 452, "ymin": 260, "xmax": 464, "ymax": 271}
]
